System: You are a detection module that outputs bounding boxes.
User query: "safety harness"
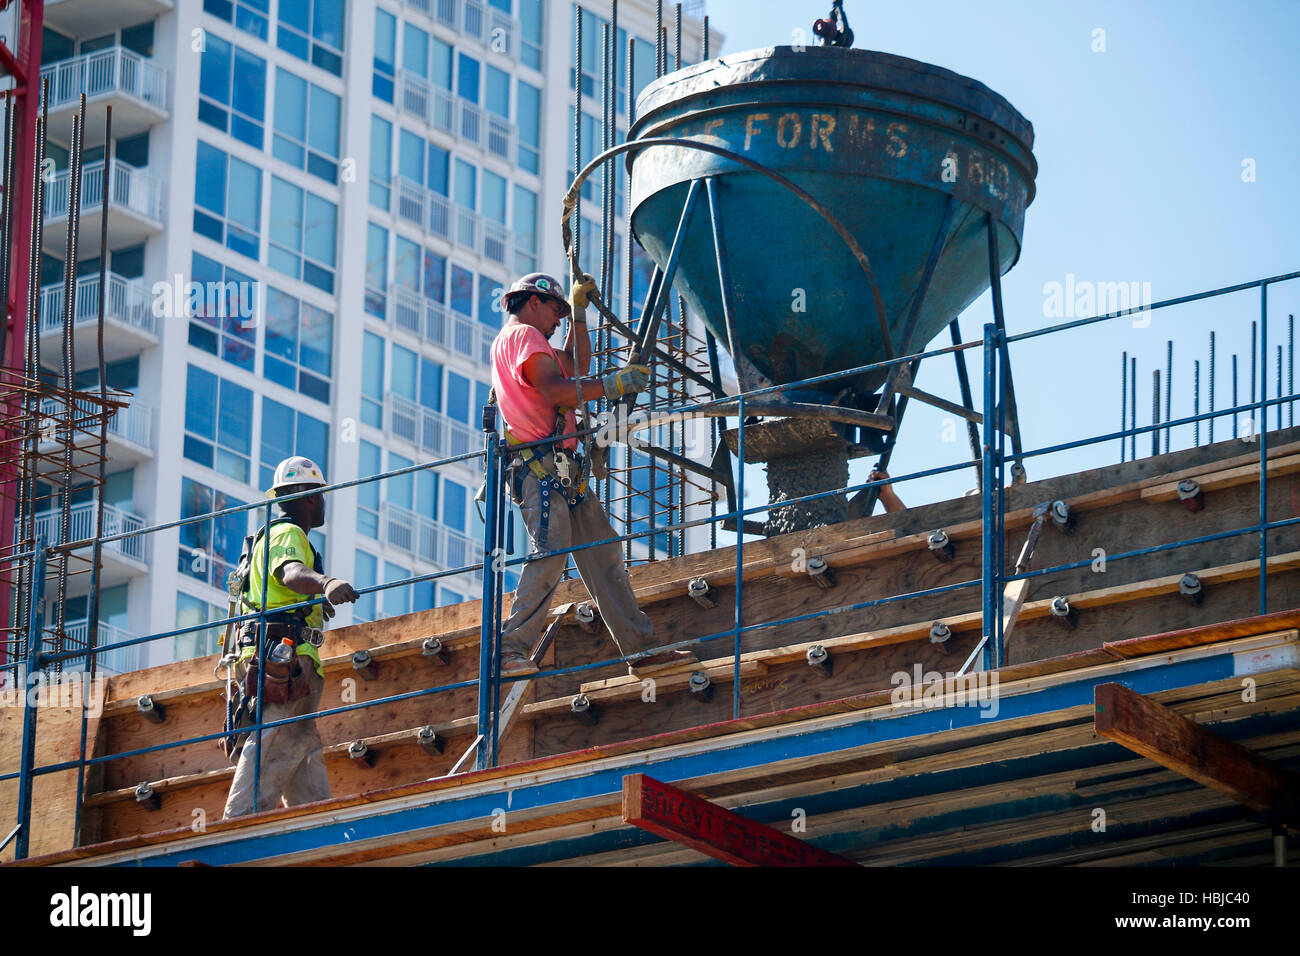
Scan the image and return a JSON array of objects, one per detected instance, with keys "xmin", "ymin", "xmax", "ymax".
[{"xmin": 503, "ymin": 404, "xmax": 590, "ymax": 552}]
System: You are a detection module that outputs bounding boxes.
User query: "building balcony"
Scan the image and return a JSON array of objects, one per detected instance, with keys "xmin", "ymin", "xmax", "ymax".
[
  {"xmin": 396, "ymin": 70, "xmax": 516, "ymax": 162},
  {"xmin": 39, "ymin": 272, "xmax": 157, "ymax": 365},
  {"xmin": 43, "ymin": 161, "xmax": 166, "ymax": 258},
  {"xmin": 380, "ymin": 500, "xmax": 482, "ymax": 581},
  {"xmin": 40, "ymin": 47, "xmax": 170, "ymax": 143},
  {"xmin": 59, "ymin": 619, "xmax": 150, "ymax": 675},
  {"xmin": 30, "ymin": 501, "xmax": 151, "ymax": 590},
  {"xmin": 45, "ymin": 0, "xmax": 174, "ymax": 38},
  {"xmin": 387, "ymin": 284, "xmax": 495, "ymax": 366},
  {"xmin": 38, "ymin": 392, "xmax": 155, "ymax": 469},
  {"xmin": 384, "ymin": 391, "xmax": 482, "ymax": 464},
  {"xmin": 402, "ymin": 0, "xmax": 518, "ymax": 59},
  {"xmin": 392, "ymin": 174, "xmax": 512, "ymax": 267}
]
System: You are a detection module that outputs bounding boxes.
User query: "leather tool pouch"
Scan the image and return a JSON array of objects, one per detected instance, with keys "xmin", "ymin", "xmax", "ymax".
[{"xmin": 244, "ymin": 652, "xmax": 310, "ymax": 706}]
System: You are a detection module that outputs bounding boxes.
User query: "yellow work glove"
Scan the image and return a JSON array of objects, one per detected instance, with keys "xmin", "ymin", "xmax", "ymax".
[
  {"xmin": 570, "ymin": 273, "xmax": 597, "ymax": 322},
  {"xmin": 601, "ymin": 363, "xmax": 651, "ymax": 401}
]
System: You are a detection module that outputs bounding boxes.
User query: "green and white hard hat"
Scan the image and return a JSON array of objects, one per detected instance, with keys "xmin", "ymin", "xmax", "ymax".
[
  {"xmin": 502, "ymin": 272, "xmax": 570, "ymax": 317},
  {"xmin": 267, "ymin": 456, "xmax": 327, "ymax": 498}
]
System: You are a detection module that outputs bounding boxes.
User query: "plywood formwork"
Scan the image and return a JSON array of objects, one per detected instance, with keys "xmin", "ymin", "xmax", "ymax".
[{"xmin": 3, "ymin": 427, "xmax": 1300, "ymax": 864}]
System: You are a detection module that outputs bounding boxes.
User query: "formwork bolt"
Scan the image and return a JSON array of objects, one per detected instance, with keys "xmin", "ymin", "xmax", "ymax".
[
  {"xmin": 1179, "ymin": 573, "xmax": 1204, "ymax": 606},
  {"xmin": 1177, "ymin": 479, "xmax": 1204, "ymax": 512},
  {"xmin": 570, "ymin": 693, "xmax": 599, "ymax": 725},
  {"xmin": 688, "ymin": 671, "xmax": 713, "ymax": 702},
  {"xmin": 1010, "ymin": 462, "xmax": 1028, "ymax": 484},
  {"xmin": 1050, "ymin": 500, "xmax": 1074, "ymax": 533},
  {"xmin": 929, "ymin": 622, "xmax": 953, "ymax": 645},
  {"xmin": 574, "ymin": 602, "xmax": 599, "ymax": 633},
  {"xmin": 348, "ymin": 740, "xmax": 375, "ymax": 767},
  {"xmin": 352, "ymin": 649, "xmax": 379, "ymax": 680},
  {"xmin": 137, "ymin": 694, "xmax": 166, "ymax": 724},
  {"xmin": 134, "ymin": 782, "xmax": 160, "ymax": 811},
  {"xmin": 807, "ymin": 557, "xmax": 835, "ymax": 589},
  {"xmin": 421, "ymin": 637, "xmax": 449, "ymax": 665},
  {"xmin": 688, "ymin": 577, "xmax": 717, "ymax": 608},
  {"xmin": 928, "ymin": 529, "xmax": 954, "ymax": 562},
  {"xmin": 416, "ymin": 725, "xmax": 444, "ymax": 755},
  {"xmin": 1049, "ymin": 596, "xmax": 1077, "ymax": 629},
  {"xmin": 805, "ymin": 644, "xmax": 833, "ymax": 677}
]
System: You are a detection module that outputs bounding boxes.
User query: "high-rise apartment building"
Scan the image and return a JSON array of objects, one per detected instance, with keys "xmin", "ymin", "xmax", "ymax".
[{"xmin": 26, "ymin": 0, "xmax": 720, "ymax": 673}]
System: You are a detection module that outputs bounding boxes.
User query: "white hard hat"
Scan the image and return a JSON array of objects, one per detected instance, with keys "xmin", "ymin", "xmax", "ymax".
[{"xmin": 267, "ymin": 456, "xmax": 327, "ymax": 498}]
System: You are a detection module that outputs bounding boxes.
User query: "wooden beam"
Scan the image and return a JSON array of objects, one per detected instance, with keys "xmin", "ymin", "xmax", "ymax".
[
  {"xmin": 1093, "ymin": 682, "xmax": 1300, "ymax": 819},
  {"xmin": 621, "ymin": 773, "xmax": 858, "ymax": 867}
]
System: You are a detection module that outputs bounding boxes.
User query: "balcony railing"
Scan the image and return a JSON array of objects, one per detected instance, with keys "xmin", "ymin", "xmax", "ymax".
[
  {"xmin": 402, "ymin": 0, "xmax": 517, "ymax": 57},
  {"xmin": 388, "ymin": 285, "xmax": 495, "ymax": 365},
  {"xmin": 61, "ymin": 619, "xmax": 148, "ymax": 675},
  {"xmin": 396, "ymin": 70, "xmax": 515, "ymax": 161},
  {"xmin": 380, "ymin": 500, "xmax": 482, "ymax": 578},
  {"xmin": 31, "ymin": 501, "xmax": 151, "ymax": 565},
  {"xmin": 40, "ymin": 393, "xmax": 154, "ymax": 450},
  {"xmin": 44, "ymin": 160, "xmax": 166, "ymax": 224},
  {"xmin": 392, "ymin": 174, "xmax": 512, "ymax": 267},
  {"xmin": 384, "ymin": 391, "xmax": 482, "ymax": 464},
  {"xmin": 40, "ymin": 272, "xmax": 156, "ymax": 340},
  {"xmin": 41, "ymin": 46, "xmax": 169, "ymax": 114}
]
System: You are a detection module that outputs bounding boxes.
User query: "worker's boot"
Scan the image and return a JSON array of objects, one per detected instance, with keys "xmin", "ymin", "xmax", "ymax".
[
  {"xmin": 627, "ymin": 648, "xmax": 698, "ymax": 678},
  {"xmin": 500, "ymin": 651, "xmax": 540, "ymax": 678}
]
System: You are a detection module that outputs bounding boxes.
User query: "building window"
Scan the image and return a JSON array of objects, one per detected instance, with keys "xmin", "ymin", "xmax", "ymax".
[
  {"xmin": 370, "ymin": 114, "xmax": 392, "ymax": 210},
  {"xmin": 357, "ymin": 440, "xmax": 381, "ymax": 539},
  {"xmin": 273, "ymin": 68, "xmax": 341, "ymax": 183},
  {"xmin": 175, "ymin": 592, "xmax": 227, "ymax": 661},
  {"xmin": 478, "ymin": 274, "xmax": 503, "ymax": 329},
  {"xmin": 486, "ymin": 65, "xmax": 510, "ymax": 120},
  {"xmin": 457, "ymin": 52, "xmax": 480, "ymax": 103},
  {"xmin": 441, "ymin": 478, "xmax": 468, "ymax": 532},
  {"xmin": 198, "ymin": 33, "xmax": 267, "ymax": 149},
  {"xmin": 365, "ymin": 222, "xmax": 388, "ymax": 318},
  {"xmin": 391, "ymin": 344, "xmax": 442, "ymax": 414},
  {"xmin": 178, "ymin": 477, "xmax": 250, "ymax": 590},
  {"xmin": 516, "ymin": 80, "xmax": 540, "ymax": 173},
  {"xmin": 373, "ymin": 8, "xmax": 396, "ymax": 102},
  {"xmin": 203, "ymin": 0, "xmax": 270, "ymax": 42},
  {"xmin": 188, "ymin": 252, "xmax": 258, "ymax": 372},
  {"xmin": 277, "ymin": 0, "xmax": 345, "ymax": 76},
  {"xmin": 184, "ymin": 364, "xmax": 254, "ymax": 483},
  {"xmin": 403, "ymin": 22, "xmax": 428, "ymax": 78},
  {"xmin": 362, "ymin": 331, "xmax": 384, "ymax": 428},
  {"xmin": 259, "ymin": 396, "xmax": 330, "ymax": 490},
  {"xmin": 195, "ymin": 142, "xmax": 262, "ymax": 261},
  {"xmin": 264, "ymin": 285, "xmax": 333, "ymax": 403},
  {"xmin": 520, "ymin": 0, "xmax": 542, "ymax": 70},
  {"xmin": 450, "ymin": 265, "xmax": 473, "ymax": 318},
  {"xmin": 513, "ymin": 184, "xmax": 537, "ymax": 253},
  {"xmin": 269, "ymin": 176, "xmax": 338, "ymax": 293},
  {"xmin": 353, "ymin": 549, "xmax": 377, "ymax": 621}
]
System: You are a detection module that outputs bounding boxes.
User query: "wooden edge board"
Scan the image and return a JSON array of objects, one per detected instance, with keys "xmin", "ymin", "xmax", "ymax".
[{"xmin": 1140, "ymin": 453, "xmax": 1300, "ymax": 502}]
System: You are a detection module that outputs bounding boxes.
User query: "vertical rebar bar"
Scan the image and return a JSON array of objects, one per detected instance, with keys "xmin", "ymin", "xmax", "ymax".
[
  {"xmin": 703, "ymin": 15, "xmax": 710, "ymax": 58},
  {"xmin": 572, "ymin": 6, "xmax": 582, "ymax": 277},
  {"xmin": 656, "ymin": 0, "xmax": 663, "ymax": 77},
  {"xmin": 1288, "ymin": 314, "xmax": 1294, "ymax": 428},
  {"xmin": 1194, "ymin": 359, "xmax": 1201, "ymax": 447},
  {"xmin": 1120, "ymin": 350, "xmax": 1127, "ymax": 463},
  {"xmin": 1208, "ymin": 330, "xmax": 1215, "ymax": 444},
  {"xmin": 675, "ymin": 3, "xmax": 682, "ymax": 68},
  {"xmin": 1151, "ymin": 370, "xmax": 1160, "ymax": 457},
  {"xmin": 1129, "ymin": 356, "xmax": 1137, "ymax": 460},
  {"xmin": 1170, "ymin": 338, "xmax": 1180, "ymax": 455},
  {"xmin": 623, "ymin": 36, "xmax": 636, "ymax": 564},
  {"xmin": 1232, "ymin": 354, "xmax": 1239, "ymax": 439},
  {"xmin": 598, "ymin": 22, "xmax": 610, "ymax": 298},
  {"xmin": 1278, "ymin": 345, "xmax": 1284, "ymax": 432}
]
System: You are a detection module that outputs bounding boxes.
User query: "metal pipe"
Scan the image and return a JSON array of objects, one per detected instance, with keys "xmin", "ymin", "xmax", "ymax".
[
  {"xmin": 982, "ymin": 324, "xmax": 997, "ymax": 672},
  {"xmin": 1152, "ymin": 370, "xmax": 1160, "ymax": 457},
  {"xmin": 950, "ymin": 320, "xmax": 982, "ymax": 489},
  {"xmin": 477, "ymin": 408, "xmax": 501, "ymax": 770},
  {"xmin": 623, "ymin": 35, "xmax": 636, "ymax": 564},
  {"xmin": 1289, "ymin": 314, "xmax": 1294, "ymax": 427},
  {"xmin": 733, "ymin": 392, "xmax": 744, "ymax": 720},
  {"xmin": 1232, "ymin": 354, "xmax": 1238, "ymax": 439},
  {"xmin": 1130, "ymin": 356, "xmax": 1137, "ymax": 460},
  {"xmin": 572, "ymin": 5, "xmax": 583, "ymax": 276},
  {"xmin": 1278, "ymin": 345, "xmax": 1284, "ymax": 431},
  {"xmin": 15, "ymin": 537, "xmax": 46, "ymax": 859},
  {"xmin": 1259, "ymin": 285, "xmax": 1269, "ymax": 614}
]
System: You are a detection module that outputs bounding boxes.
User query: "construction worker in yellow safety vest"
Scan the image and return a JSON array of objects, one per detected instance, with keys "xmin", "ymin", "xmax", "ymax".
[{"xmin": 222, "ymin": 456, "xmax": 360, "ymax": 819}]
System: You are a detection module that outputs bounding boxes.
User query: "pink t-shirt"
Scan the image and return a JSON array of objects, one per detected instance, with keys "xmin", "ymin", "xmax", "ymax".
[{"xmin": 491, "ymin": 322, "xmax": 578, "ymax": 450}]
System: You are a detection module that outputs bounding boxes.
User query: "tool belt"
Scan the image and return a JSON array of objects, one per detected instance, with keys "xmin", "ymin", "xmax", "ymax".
[{"xmin": 236, "ymin": 622, "xmax": 318, "ymax": 706}]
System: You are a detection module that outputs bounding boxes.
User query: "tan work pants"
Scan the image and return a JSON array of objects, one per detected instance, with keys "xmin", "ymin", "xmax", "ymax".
[
  {"xmin": 222, "ymin": 657, "xmax": 330, "ymax": 818},
  {"xmin": 500, "ymin": 465, "xmax": 655, "ymax": 660}
]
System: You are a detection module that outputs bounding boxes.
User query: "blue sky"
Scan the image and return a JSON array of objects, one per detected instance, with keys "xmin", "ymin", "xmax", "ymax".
[{"xmin": 698, "ymin": 0, "xmax": 1300, "ymax": 513}]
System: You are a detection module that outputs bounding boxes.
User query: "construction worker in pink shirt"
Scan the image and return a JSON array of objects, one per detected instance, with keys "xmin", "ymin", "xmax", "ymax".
[{"xmin": 490, "ymin": 272, "xmax": 697, "ymax": 679}]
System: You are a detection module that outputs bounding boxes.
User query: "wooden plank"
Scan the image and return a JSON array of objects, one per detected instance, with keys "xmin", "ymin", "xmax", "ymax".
[
  {"xmin": 1094, "ymin": 681, "xmax": 1300, "ymax": 817},
  {"xmin": 621, "ymin": 773, "xmax": 857, "ymax": 867},
  {"xmin": 1141, "ymin": 453, "xmax": 1300, "ymax": 502}
]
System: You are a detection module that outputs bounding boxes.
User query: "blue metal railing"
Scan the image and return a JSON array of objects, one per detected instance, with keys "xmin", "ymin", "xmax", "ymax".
[{"xmin": 3, "ymin": 267, "xmax": 1298, "ymax": 859}]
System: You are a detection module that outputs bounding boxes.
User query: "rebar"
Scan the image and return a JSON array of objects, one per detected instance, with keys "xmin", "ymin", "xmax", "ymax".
[
  {"xmin": 1164, "ymin": 339, "xmax": 1172, "ymax": 453},
  {"xmin": 1151, "ymin": 369, "xmax": 1160, "ymax": 457},
  {"xmin": 1232, "ymin": 354, "xmax": 1238, "ymax": 439},
  {"xmin": 1129, "ymin": 356, "xmax": 1137, "ymax": 460},
  {"xmin": 1208, "ymin": 330, "xmax": 1215, "ymax": 443},
  {"xmin": 1120, "ymin": 350, "xmax": 1127, "ymax": 463},
  {"xmin": 1194, "ymin": 359, "xmax": 1201, "ymax": 447}
]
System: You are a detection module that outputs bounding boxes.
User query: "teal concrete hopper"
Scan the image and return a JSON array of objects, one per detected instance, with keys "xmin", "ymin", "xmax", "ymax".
[{"xmin": 626, "ymin": 46, "xmax": 1037, "ymax": 398}]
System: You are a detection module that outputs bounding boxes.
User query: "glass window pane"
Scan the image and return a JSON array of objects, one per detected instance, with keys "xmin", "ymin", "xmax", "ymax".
[
  {"xmin": 374, "ymin": 9, "xmax": 396, "ymax": 71},
  {"xmin": 402, "ymin": 22, "xmax": 428, "ymax": 77},
  {"xmin": 303, "ymin": 193, "xmax": 337, "ymax": 267},
  {"xmin": 200, "ymin": 34, "xmax": 232, "ymax": 105},
  {"xmin": 366, "ymin": 223, "xmax": 388, "ymax": 291},
  {"xmin": 219, "ymin": 379, "xmax": 253, "ymax": 454},
  {"xmin": 194, "ymin": 142, "xmax": 227, "ymax": 214},
  {"xmin": 186, "ymin": 365, "xmax": 217, "ymax": 439},
  {"xmin": 300, "ymin": 304, "xmax": 333, "ymax": 377},
  {"xmin": 233, "ymin": 49, "xmax": 266, "ymax": 120},
  {"xmin": 427, "ymin": 144, "xmax": 449, "ymax": 196},
  {"xmin": 308, "ymin": 86, "xmax": 340, "ymax": 158},
  {"xmin": 482, "ymin": 170, "xmax": 506, "ymax": 224},
  {"xmin": 517, "ymin": 81, "xmax": 540, "ymax": 147},
  {"xmin": 313, "ymin": 0, "xmax": 345, "ymax": 49},
  {"xmin": 265, "ymin": 286, "xmax": 297, "ymax": 362},
  {"xmin": 457, "ymin": 53, "xmax": 480, "ymax": 102},
  {"xmin": 362, "ymin": 331, "xmax": 384, "ymax": 402},
  {"xmin": 446, "ymin": 371, "xmax": 469, "ymax": 424},
  {"xmin": 297, "ymin": 412, "xmax": 329, "ymax": 475},
  {"xmin": 391, "ymin": 345, "xmax": 417, "ymax": 401},
  {"xmin": 261, "ymin": 396, "xmax": 294, "ymax": 467},
  {"xmin": 394, "ymin": 236, "xmax": 420, "ymax": 290},
  {"xmin": 274, "ymin": 68, "xmax": 307, "ymax": 141},
  {"xmin": 398, "ymin": 129, "xmax": 424, "ymax": 183},
  {"xmin": 486, "ymin": 66, "xmax": 510, "ymax": 119},
  {"xmin": 419, "ymin": 358, "xmax": 441, "ymax": 411},
  {"xmin": 270, "ymin": 177, "xmax": 303, "ymax": 252},
  {"xmin": 450, "ymin": 266, "xmax": 473, "ymax": 317},
  {"xmin": 454, "ymin": 159, "xmax": 475, "ymax": 209},
  {"xmin": 227, "ymin": 157, "xmax": 261, "ymax": 232},
  {"xmin": 430, "ymin": 38, "xmax": 453, "ymax": 90},
  {"xmin": 370, "ymin": 114, "xmax": 391, "ymax": 183},
  {"xmin": 422, "ymin": 251, "xmax": 446, "ymax": 302},
  {"xmin": 388, "ymin": 452, "xmax": 413, "ymax": 508},
  {"xmin": 442, "ymin": 480, "xmax": 467, "ymax": 531}
]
